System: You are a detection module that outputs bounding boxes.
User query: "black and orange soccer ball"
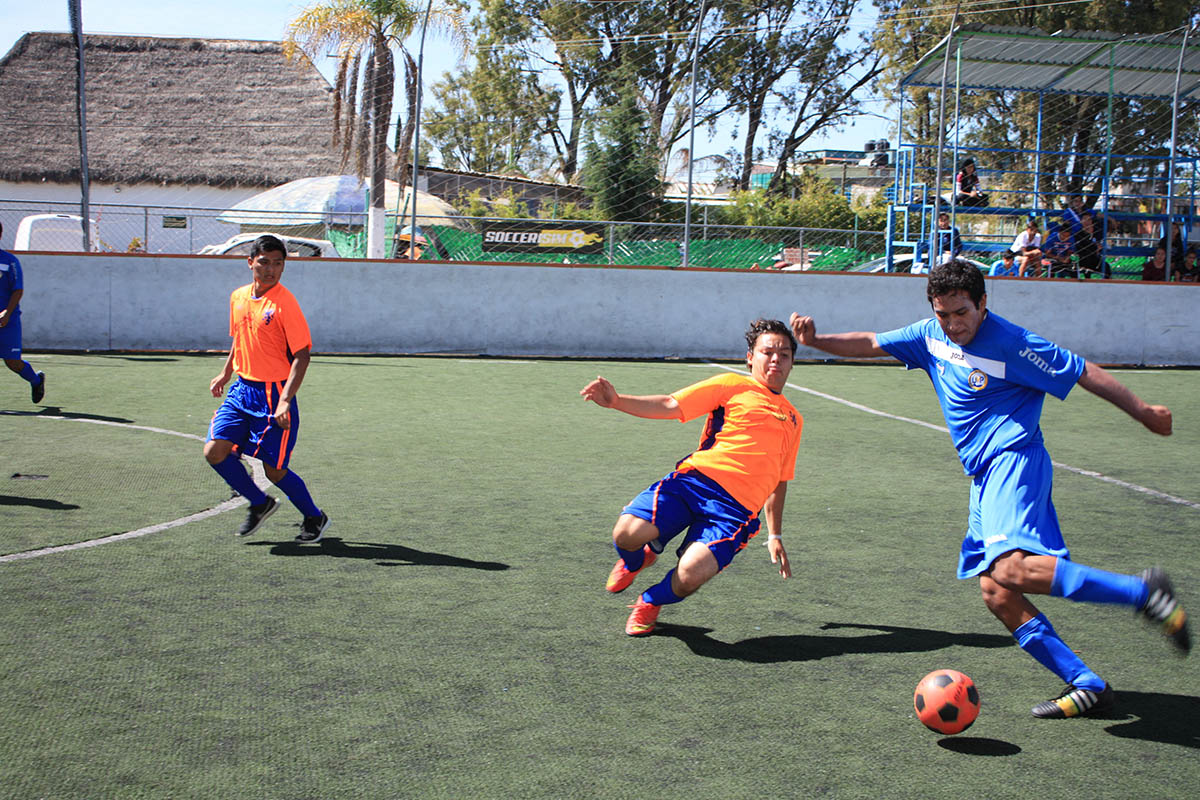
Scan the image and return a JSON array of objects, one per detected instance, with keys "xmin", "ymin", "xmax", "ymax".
[{"xmin": 913, "ymin": 669, "xmax": 980, "ymax": 735}]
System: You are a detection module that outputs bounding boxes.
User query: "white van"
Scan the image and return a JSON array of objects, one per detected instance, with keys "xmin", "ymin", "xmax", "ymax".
[{"xmin": 13, "ymin": 214, "xmax": 101, "ymax": 252}]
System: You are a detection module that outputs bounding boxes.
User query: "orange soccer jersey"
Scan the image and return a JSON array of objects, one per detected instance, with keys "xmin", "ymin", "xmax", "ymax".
[
  {"xmin": 228, "ymin": 283, "xmax": 312, "ymax": 383},
  {"xmin": 671, "ymin": 373, "xmax": 803, "ymax": 512}
]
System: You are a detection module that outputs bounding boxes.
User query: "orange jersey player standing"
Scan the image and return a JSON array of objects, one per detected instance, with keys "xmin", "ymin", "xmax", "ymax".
[
  {"xmin": 204, "ymin": 234, "xmax": 330, "ymax": 543},
  {"xmin": 580, "ymin": 318, "xmax": 803, "ymax": 636}
]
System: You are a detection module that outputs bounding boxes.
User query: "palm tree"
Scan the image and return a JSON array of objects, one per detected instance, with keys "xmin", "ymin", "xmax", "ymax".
[{"xmin": 285, "ymin": 0, "xmax": 465, "ymax": 257}]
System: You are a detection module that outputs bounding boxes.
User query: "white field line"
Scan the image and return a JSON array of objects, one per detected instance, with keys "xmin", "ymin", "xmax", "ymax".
[
  {"xmin": 1, "ymin": 413, "xmax": 268, "ymax": 562},
  {"xmin": 702, "ymin": 362, "xmax": 1200, "ymax": 511}
]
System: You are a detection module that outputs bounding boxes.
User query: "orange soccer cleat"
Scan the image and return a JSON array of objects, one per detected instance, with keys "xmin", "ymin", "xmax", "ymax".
[{"xmin": 605, "ymin": 545, "xmax": 658, "ymax": 593}]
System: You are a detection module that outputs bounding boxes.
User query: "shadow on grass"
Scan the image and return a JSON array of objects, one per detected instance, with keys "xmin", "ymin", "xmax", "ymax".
[
  {"xmin": 1104, "ymin": 690, "xmax": 1200, "ymax": 749},
  {"xmin": 651, "ymin": 620, "xmax": 1012, "ymax": 663},
  {"xmin": 0, "ymin": 494, "xmax": 80, "ymax": 510},
  {"xmin": 937, "ymin": 737, "xmax": 1021, "ymax": 756},
  {"xmin": 0, "ymin": 407, "xmax": 135, "ymax": 423},
  {"xmin": 250, "ymin": 536, "xmax": 510, "ymax": 570}
]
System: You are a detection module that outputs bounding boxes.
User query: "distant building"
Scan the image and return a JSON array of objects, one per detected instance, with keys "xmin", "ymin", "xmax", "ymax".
[{"xmin": 0, "ymin": 32, "xmax": 343, "ymax": 251}]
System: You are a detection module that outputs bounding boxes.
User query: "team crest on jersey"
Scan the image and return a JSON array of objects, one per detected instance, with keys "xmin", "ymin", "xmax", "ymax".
[
  {"xmin": 967, "ymin": 369, "xmax": 988, "ymax": 390},
  {"xmin": 262, "ymin": 309, "xmax": 275, "ymax": 326}
]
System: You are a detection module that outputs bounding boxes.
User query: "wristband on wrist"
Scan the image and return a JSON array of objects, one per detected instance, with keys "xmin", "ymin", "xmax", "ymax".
[{"xmin": 768, "ymin": 534, "xmax": 782, "ymax": 541}]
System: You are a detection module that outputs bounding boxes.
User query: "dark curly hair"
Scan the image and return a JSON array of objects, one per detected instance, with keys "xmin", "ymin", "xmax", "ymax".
[
  {"xmin": 249, "ymin": 234, "xmax": 287, "ymax": 260},
  {"xmin": 745, "ymin": 318, "xmax": 797, "ymax": 354},
  {"xmin": 927, "ymin": 258, "xmax": 986, "ymax": 307}
]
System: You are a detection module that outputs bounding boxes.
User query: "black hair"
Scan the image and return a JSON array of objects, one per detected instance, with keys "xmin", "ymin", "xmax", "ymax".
[
  {"xmin": 927, "ymin": 258, "xmax": 986, "ymax": 307},
  {"xmin": 745, "ymin": 318, "xmax": 797, "ymax": 355},
  {"xmin": 249, "ymin": 234, "xmax": 287, "ymax": 260}
]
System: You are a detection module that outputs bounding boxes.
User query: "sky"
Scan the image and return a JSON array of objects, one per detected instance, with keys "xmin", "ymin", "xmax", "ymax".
[{"xmin": 0, "ymin": 0, "xmax": 893, "ymax": 175}]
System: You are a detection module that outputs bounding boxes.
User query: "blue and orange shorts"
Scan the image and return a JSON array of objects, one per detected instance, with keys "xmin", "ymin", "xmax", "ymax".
[
  {"xmin": 208, "ymin": 377, "xmax": 299, "ymax": 471},
  {"xmin": 622, "ymin": 469, "xmax": 760, "ymax": 571}
]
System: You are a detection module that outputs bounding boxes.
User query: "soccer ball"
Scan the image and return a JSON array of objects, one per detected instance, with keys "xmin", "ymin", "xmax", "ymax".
[{"xmin": 913, "ymin": 669, "xmax": 980, "ymax": 735}]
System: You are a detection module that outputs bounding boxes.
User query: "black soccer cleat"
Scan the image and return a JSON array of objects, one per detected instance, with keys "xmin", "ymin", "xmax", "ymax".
[
  {"xmin": 296, "ymin": 511, "xmax": 329, "ymax": 543},
  {"xmin": 1139, "ymin": 567, "xmax": 1191, "ymax": 654},
  {"xmin": 31, "ymin": 371, "xmax": 45, "ymax": 404},
  {"xmin": 238, "ymin": 496, "xmax": 278, "ymax": 537},
  {"xmin": 1031, "ymin": 683, "xmax": 1115, "ymax": 719}
]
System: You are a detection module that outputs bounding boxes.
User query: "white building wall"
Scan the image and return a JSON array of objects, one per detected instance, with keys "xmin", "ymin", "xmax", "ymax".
[
  {"xmin": 15, "ymin": 252, "xmax": 1200, "ymax": 366},
  {"xmin": 0, "ymin": 181, "xmax": 260, "ymax": 255}
]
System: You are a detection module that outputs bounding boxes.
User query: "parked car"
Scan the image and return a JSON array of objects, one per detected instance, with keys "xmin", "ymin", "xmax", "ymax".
[
  {"xmin": 786, "ymin": 253, "xmax": 991, "ymax": 274},
  {"xmin": 198, "ymin": 233, "xmax": 341, "ymax": 258},
  {"xmin": 13, "ymin": 213, "xmax": 101, "ymax": 252}
]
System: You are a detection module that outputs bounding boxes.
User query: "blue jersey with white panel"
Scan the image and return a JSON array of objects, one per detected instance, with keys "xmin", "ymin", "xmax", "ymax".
[{"xmin": 876, "ymin": 311, "xmax": 1086, "ymax": 476}]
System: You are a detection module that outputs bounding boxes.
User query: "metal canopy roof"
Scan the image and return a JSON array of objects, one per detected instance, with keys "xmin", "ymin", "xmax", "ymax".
[{"xmin": 900, "ymin": 24, "xmax": 1200, "ymax": 101}]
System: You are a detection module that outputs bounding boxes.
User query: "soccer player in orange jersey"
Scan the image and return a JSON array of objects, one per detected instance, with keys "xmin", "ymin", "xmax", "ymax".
[
  {"xmin": 204, "ymin": 235, "xmax": 329, "ymax": 543},
  {"xmin": 580, "ymin": 319, "xmax": 803, "ymax": 636}
]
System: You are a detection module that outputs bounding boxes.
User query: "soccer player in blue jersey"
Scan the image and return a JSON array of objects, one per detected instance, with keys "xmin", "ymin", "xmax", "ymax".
[
  {"xmin": 0, "ymin": 222, "xmax": 46, "ymax": 404},
  {"xmin": 789, "ymin": 258, "xmax": 1189, "ymax": 719}
]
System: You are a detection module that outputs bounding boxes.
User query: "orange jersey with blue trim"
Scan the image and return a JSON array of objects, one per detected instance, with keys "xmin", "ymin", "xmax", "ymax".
[
  {"xmin": 672, "ymin": 373, "xmax": 803, "ymax": 511},
  {"xmin": 228, "ymin": 282, "xmax": 312, "ymax": 382}
]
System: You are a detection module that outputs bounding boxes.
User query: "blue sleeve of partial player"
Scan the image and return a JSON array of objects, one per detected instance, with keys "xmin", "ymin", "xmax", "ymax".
[
  {"xmin": 1006, "ymin": 327, "xmax": 1086, "ymax": 400},
  {"xmin": 877, "ymin": 320, "xmax": 932, "ymax": 372}
]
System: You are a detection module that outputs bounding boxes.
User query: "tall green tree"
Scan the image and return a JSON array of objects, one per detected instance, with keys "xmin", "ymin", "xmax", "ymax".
[
  {"xmin": 702, "ymin": 0, "xmax": 880, "ymax": 192},
  {"xmin": 286, "ymin": 0, "xmax": 465, "ymax": 257},
  {"xmin": 425, "ymin": 16, "xmax": 561, "ymax": 177},
  {"xmin": 580, "ymin": 63, "xmax": 663, "ymax": 221}
]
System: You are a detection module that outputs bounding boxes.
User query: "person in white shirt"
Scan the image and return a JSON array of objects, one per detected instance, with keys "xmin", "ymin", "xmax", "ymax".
[{"xmin": 1011, "ymin": 219, "xmax": 1044, "ymax": 277}]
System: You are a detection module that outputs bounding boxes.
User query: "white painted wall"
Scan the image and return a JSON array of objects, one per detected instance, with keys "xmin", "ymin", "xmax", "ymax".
[
  {"xmin": 15, "ymin": 252, "xmax": 1200, "ymax": 365},
  {"xmin": 0, "ymin": 181, "xmax": 259, "ymax": 255}
]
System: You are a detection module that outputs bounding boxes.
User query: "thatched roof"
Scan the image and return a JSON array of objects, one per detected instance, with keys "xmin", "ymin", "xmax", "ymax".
[{"xmin": 0, "ymin": 33, "xmax": 343, "ymax": 187}]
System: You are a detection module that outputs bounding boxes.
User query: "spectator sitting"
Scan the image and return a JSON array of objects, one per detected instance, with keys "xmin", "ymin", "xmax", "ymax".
[
  {"xmin": 990, "ymin": 249, "xmax": 1019, "ymax": 277},
  {"xmin": 1042, "ymin": 223, "xmax": 1074, "ymax": 277},
  {"xmin": 1142, "ymin": 246, "xmax": 1168, "ymax": 282},
  {"xmin": 1061, "ymin": 194, "xmax": 1087, "ymax": 240},
  {"xmin": 1157, "ymin": 222, "xmax": 1185, "ymax": 260},
  {"xmin": 1011, "ymin": 218, "xmax": 1044, "ymax": 277},
  {"xmin": 1176, "ymin": 248, "xmax": 1199, "ymax": 282},
  {"xmin": 1073, "ymin": 211, "xmax": 1108, "ymax": 278},
  {"xmin": 954, "ymin": 158, "xmax": 989, "ymax": 207},
  {"xmin": 934, "ymin": 212, "xmax": 962, "ymax": 265}
]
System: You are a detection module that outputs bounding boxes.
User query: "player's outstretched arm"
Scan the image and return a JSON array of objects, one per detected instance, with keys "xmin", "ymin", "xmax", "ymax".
[
  {"xmin": 580, "ymin": 376, "xmax": 682, "ymax": 420},
  {"xmin": 1077, "ymin": 360, "xmax": 1172, "ymax": 436},
  {"xmin": 763, "ymin": 481, "xmax": 790, "ymax": 579},
  {"xmin": 789, "ymin": 313, "xmax": 887, "ymax": 359}
]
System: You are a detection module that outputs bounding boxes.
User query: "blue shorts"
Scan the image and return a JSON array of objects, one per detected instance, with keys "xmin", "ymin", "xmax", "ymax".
[
  {"xmin": 0, "ymin": 315, "xmax": 21, "ymax": 359},
  {"xmin": 958, "ymin": 442, "xmax": 1070, "ymax": 579},
  {"xmin": 208, "ymin": 377, "xmax": 299, "ymax": 470},
  {"xmin": 622, "ymin": 469, "xmax": 760, "ymax": 572}
]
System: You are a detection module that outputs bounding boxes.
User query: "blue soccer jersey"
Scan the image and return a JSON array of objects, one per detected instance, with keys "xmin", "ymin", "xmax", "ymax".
[
  {"xmin": 0, "ymin": 249, "xmax": 22, "ymax": 319},
  {"xmin": 876, "ymin": 312, "xmax": 1086, "ymax": 475}
]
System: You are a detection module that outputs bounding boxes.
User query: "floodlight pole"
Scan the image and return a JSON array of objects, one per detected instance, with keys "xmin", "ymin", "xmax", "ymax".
[
  {"xmin": 1166, "ymin": 24, "xmax": 1193, "ymax": 281},
  {"xmin": 69, "ymin": 0, "xmax": 91, "ymax": 251},
  {"xmin": 681, "ymin": 0, "xmax": 708, "ymax": 269},
  {"xmin": 410, "ymin": 0, "xmax": 434, "ymax": 251},
  {"xmin": 930, "ymin": 1, "xmax": 962, "ymax": 269}
]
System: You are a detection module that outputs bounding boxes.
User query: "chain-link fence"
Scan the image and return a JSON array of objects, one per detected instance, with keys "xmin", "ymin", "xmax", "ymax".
[{"xmin": 0, "ymin": 198, "xmax": 887, "ymax": 272}]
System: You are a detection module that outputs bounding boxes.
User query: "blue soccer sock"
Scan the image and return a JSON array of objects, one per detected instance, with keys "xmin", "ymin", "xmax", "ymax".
[
  {"xmin": 641, "ymin": 569, "xmax": 685, "ymax": 606},
  {"xmin": 273, "ymin": 470, "xmax": 321, "ymax": 518},
  {"xmin": 17, "ymin": 361, "xmax": 38, "ymax": 383},
  {"xmin": 1050, "ymin": 558, "xmax": 1148, "ymax": 607},
  {"xmin": 1014, "ymin": 613, "xmax": 1105, "ymax": 691},
  {"xmin": 615, "ymin": 543, "xmax": 647, "ymax": 572},
  {"xmin": 210, "ymin": 455, "xmax": 269, "ymax": 506}
]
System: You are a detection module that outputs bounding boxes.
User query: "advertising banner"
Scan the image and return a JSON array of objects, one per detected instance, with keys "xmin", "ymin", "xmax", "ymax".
[{"xmin": 481, "ymin": 221, "xmax": 606, "ymax": 254}]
